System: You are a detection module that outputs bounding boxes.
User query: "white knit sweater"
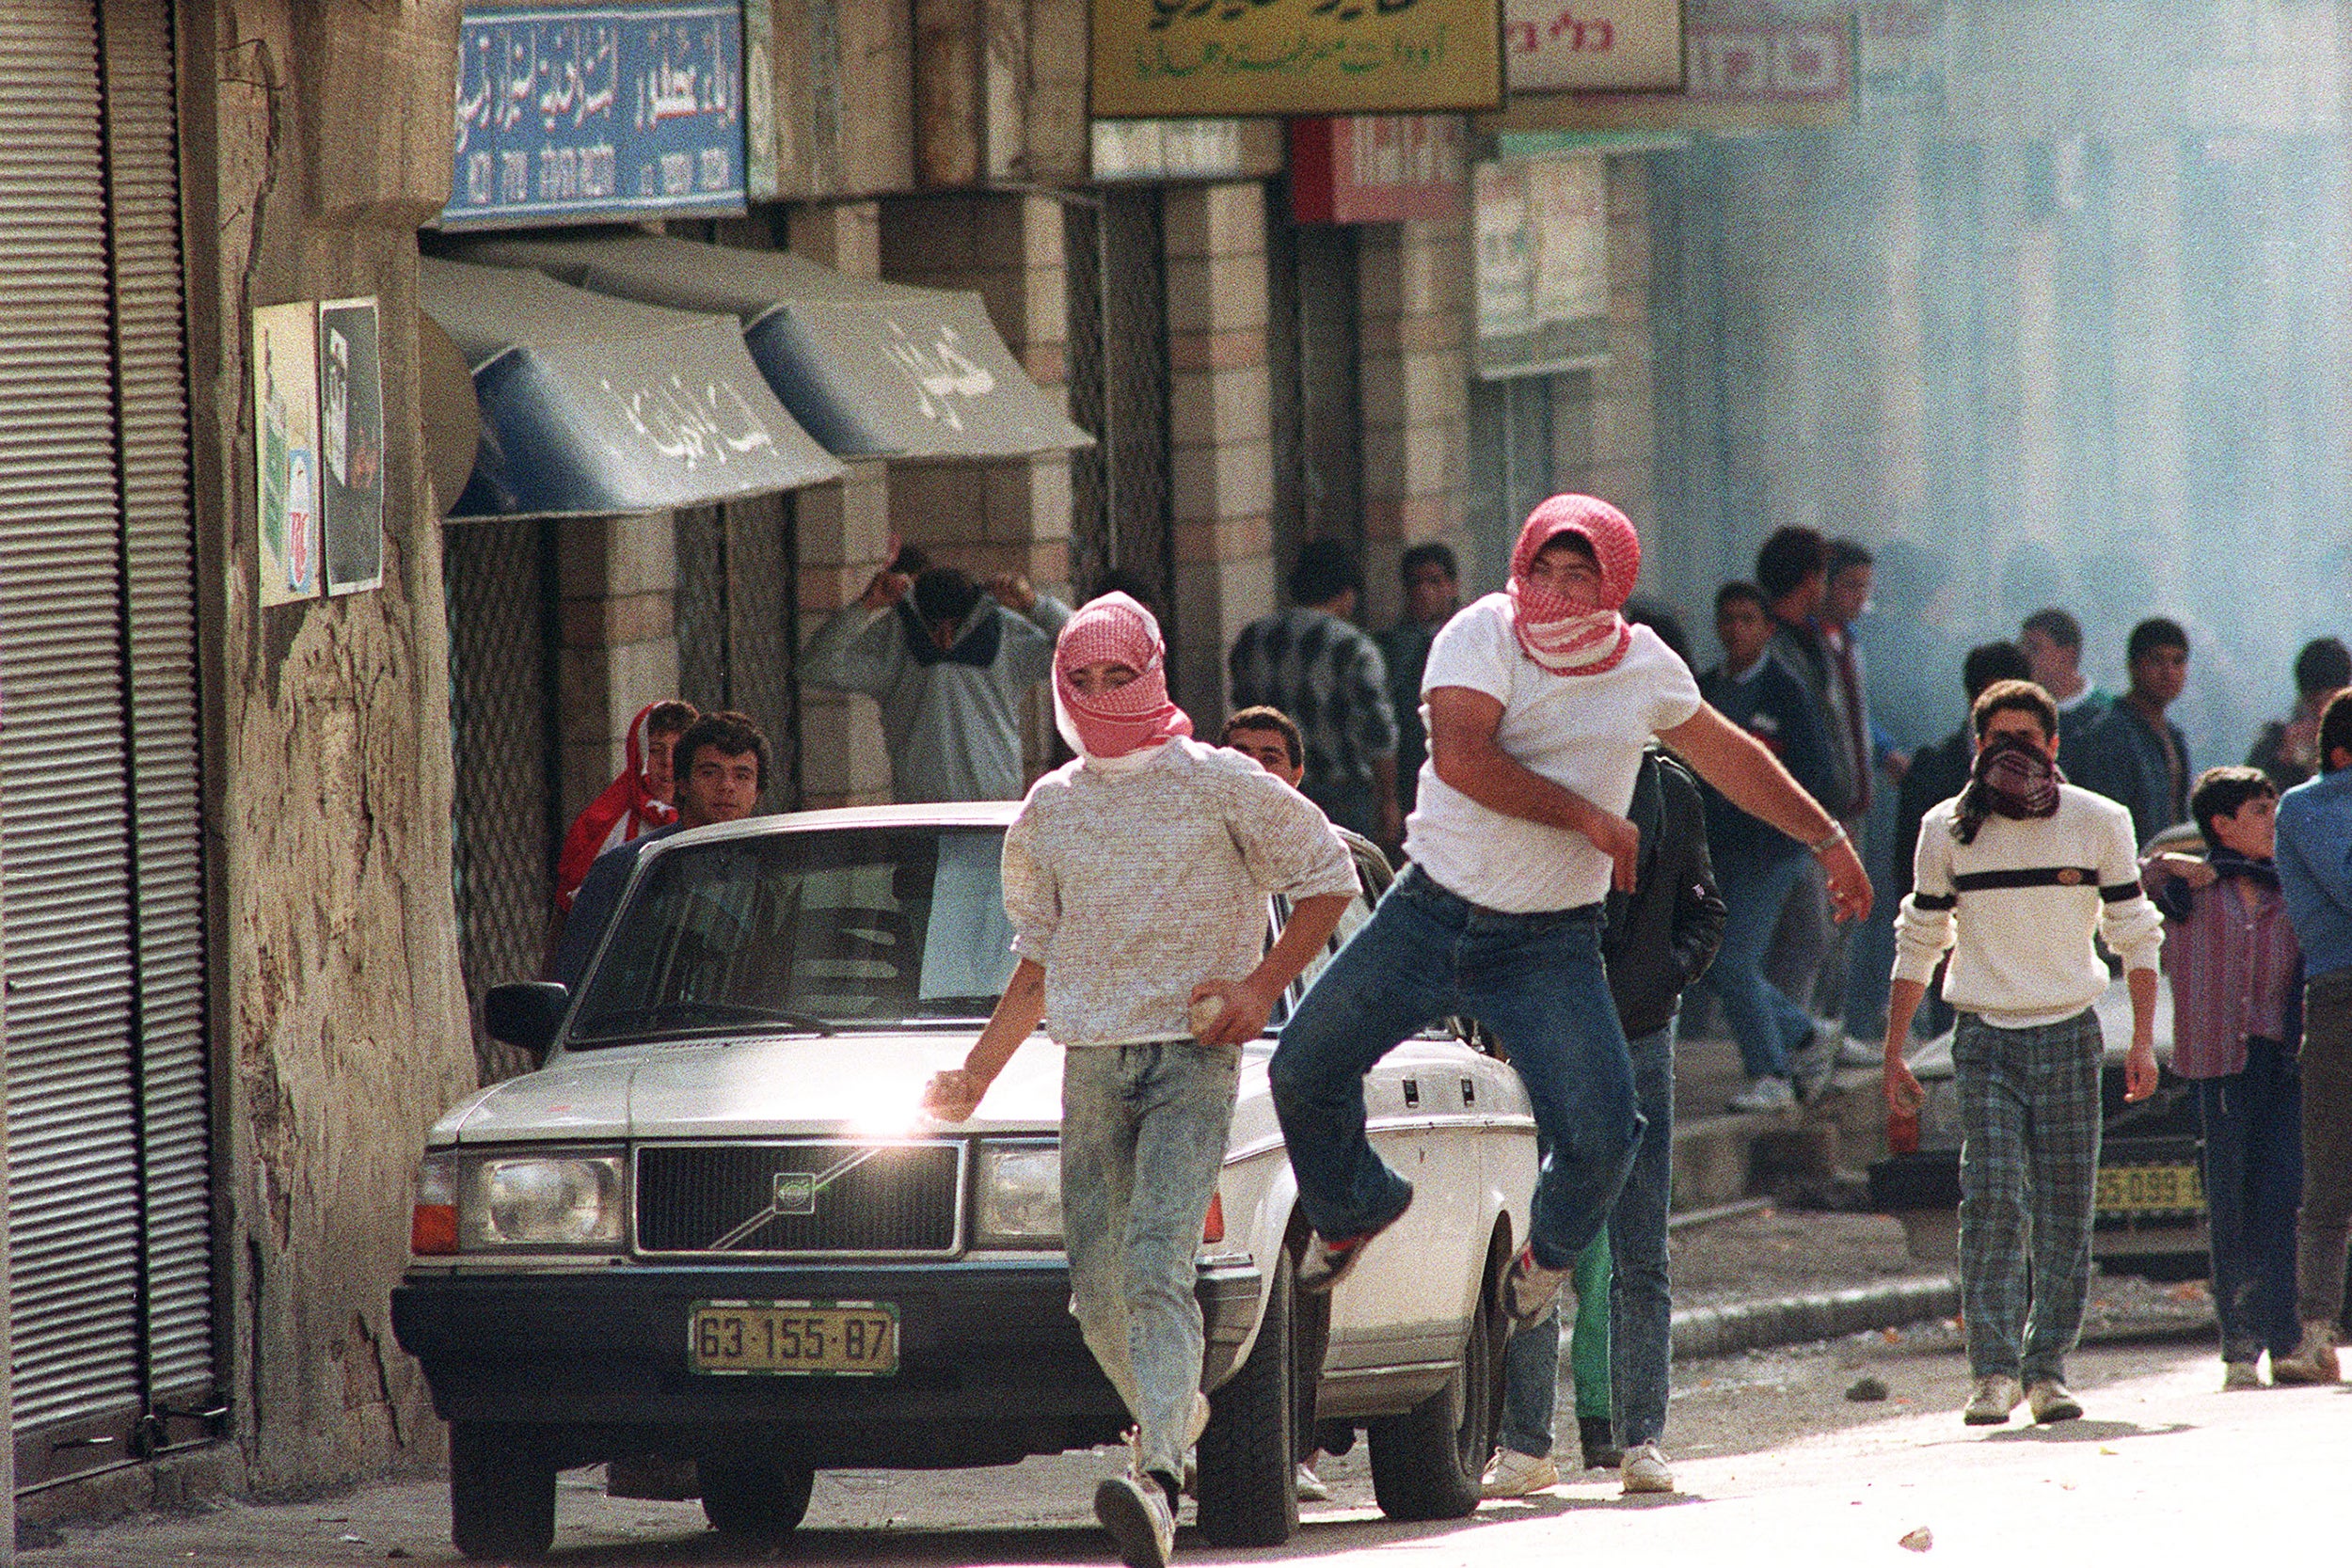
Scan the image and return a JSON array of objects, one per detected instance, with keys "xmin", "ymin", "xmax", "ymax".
[
  {"xmin": 1893, "ymin": 784, "xmax": 2164, "ymax": 1029},
  {"xmin": 1003, "ymin": 738, "xmax": 1359, "ymax": 1047}
]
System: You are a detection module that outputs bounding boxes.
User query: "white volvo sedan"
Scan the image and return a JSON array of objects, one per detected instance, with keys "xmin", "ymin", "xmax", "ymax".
[{"xmin": 392, "ymin": 803, "xmax": 1536, "ymax": 1560}]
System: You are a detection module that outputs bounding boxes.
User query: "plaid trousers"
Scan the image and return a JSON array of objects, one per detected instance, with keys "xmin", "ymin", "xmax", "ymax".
[{"xmin": 1953, "ymin": 1007, "xmax": 2104, "ymax": 1384}]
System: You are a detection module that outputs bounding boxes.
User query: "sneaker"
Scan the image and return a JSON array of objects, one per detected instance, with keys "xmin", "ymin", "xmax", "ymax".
[
  {"xmin": 1506, "ymin": 1242, "xmax": 1573, "ymax": 1325},
  {"xmin": 1962, "ymin": 1373, "xmax": 2022, "ymax": 1425},
  {"xmin": 1621, "ymin": 1443, "xmax": 1675, "ymax": 1495},
  {"xmin": 1295, "ymin": 1463, "xmax": 1329, "ymax": 1502},
  {"xmin": 1579, "ymin": 1416, "xmax": 1624, "ymax": 1469},
  {"xmin": 2272, "ymin": 1321, "xmax": 2342, "ymax": 1385},
  {"xmin": 2026, "ymin": 1379, "xmax": 2083, "ymax": 1423},
  {"xmin": 2222, "ymin": 1360, "xmax": 2263, "ymax": 1391},
  {"xmin": 1478, "ymin": 1446, "xmax": 1559, "ymax": 1497},
  {"xmin": 1835, "ymin": 1032, "xmax": 1884, "ymax": 1069},
  {"xmin": 1297, "ymin": 1195, "xmax": 1412, "ymax": 1295},
  {"xmin": 1725, "ymin": 1075, "xmax": 1796, "ymax": 1113},
  {"xmin": 1095, "ymin": 1470, "xmax": 1176, "ymax": 1568},
  {"xmin": 1186, "ymin": 1391, "xmax": 1210, "ymax": 1449}
]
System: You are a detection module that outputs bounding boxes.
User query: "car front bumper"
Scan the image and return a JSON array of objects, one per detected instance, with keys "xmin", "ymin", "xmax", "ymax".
[{"xmin": 390, "ymin": 1257, "xmax": 1263, "ymax": 1468}]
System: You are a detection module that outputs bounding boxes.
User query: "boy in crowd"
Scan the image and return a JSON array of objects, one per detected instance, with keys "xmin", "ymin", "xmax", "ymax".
[
  {"xmin": 1269, "ymin": 496, "xmax": 1867, "ymax": 1369},
  {"xmin": 2071, "ymin": 617, "xmax": 2194, "ymax": 846},
  {"xmin": 2271, "ymin": 689, "xmax": 2352, "ymax": 1383},
  {"xmin": 1698, "ymin": 582, "xmax": 1838, "ymax": 1110},
  {"xmin": 552, "ymin": 699, "xmax": 696, "ymax": 915},
  {"xmin": 1884, "ymin": 680, "xmax": 2163, "ymax": 1426},
  {"xmin": 2142, "ymin": 767, "xmax": 2303, "ymax": 1386},
  {"xmin": 923, "ymin": 594, "xmax": 1357, "ymax": 1568},
  {"xmin": 1482, "ymin": 739, "xmax": 1723, "ymax": 1499}
]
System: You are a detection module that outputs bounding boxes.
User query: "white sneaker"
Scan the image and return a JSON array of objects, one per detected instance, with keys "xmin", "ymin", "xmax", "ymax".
[
  {"xmin": 1963, "ymin": 1373, "xmax": 2023, "ymax": 1425},
  {"xmin": 1295, "ymin": 1463, "xmax": 1329, "ymax": 1502},
  {"xmin": 1479, "ymin": 1446, "xmax": 1559, "ymax": 1497},
  {"xmin": 1095, "ymin": 1470, "xmax": 1176, "ymax": 1568},
  {"xmin": 1620, "ymin": 1443, "xmax": 1675, "ymax": 1495},
  {"xmin": 1835, "ymin": 1032, "xmax": 1884, "ymax": 1069},
  {"xmin": 1725, "ymin": 1075, "xmax": 1796, "ymax": 1113}
]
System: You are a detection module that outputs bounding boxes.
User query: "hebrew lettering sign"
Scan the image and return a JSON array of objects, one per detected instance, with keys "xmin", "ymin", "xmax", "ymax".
[
  {"xmin": 1091, "ymin": 0, "xmax": 1505, "ymax": 117},
  {"xmin": 442, "ymin": 3, "xmax": 746, "ymax": 230}
]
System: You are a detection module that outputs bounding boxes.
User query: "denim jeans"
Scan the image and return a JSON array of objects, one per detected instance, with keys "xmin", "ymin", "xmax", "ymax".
[
  {"xmin": 2296, "ymin": 968, "xmax": 2352, "ymax": 1323},
  {"xmin": 1610, "ymin": 1022, "xmax": 1677, "ymax": 1447},
  {"xmin": 1269, "ymin": 865, "xmax": 1640, "ymax": 1272},
  {"xmin": 1061, "ymin": 1040, "xmax": 1241, "ymax": 1485},
  {"xmin": 1496, "ymin": 1230, "xmax": 1612, "ymax": 1458},
  {"xmin": 1703, "ymin": 847, "xmax": 1818, "ymax": 1080},
  {"xmin": 2193, "ymin": 1038, "xmax": 2302, "ymax": 1363},
  {"xmin": 1954, "ymin": 1009, "xmax": 2102, "ymax": 1384}
]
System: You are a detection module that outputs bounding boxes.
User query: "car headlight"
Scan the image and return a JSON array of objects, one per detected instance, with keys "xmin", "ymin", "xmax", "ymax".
[
  {"xmin": 458, "ymin": 1155, "xmax": 627, "ymax": 1249},
  {"xmin": 975, "ymin": 1143, "xmax": 1062, "ymax": 1245}
]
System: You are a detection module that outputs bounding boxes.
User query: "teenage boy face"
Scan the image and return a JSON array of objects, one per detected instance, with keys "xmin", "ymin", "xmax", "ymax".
[
  {"xmin": 1525, "ymin": 538, "xmax": 1604, "ymax": 610},
  {"xmin": 1716, "ymin": 598, "xmax": 1773, "ymax": 670},
  {"xmin": 1978, "ymin": 706, "xmax": 2058, "ymax": 761},
  {"xmin": 1224, "ymin": 726, "xmax": 1304, "ymax": 788},
  {"xmin": 644, "ymin": 729, "xmax": 681, "ymax": 801},
  {"xmin": 1824, "ymin": 563, "xmax": 1872, "ymax": 627},
  {"xmin": 677, "ymin": 745, "xmax": 761, "ymax": 827},
  {"xmin": 2130, "ymin": 643, "xmax": 2189, "ymax": 709},
  {"xmin": 2210, "ymin": 793, "xmax": 2278, "ymax": 861},
  {"xmin": 1405, "ymin": 561, "xmax": 1458, "ymax": 625}
]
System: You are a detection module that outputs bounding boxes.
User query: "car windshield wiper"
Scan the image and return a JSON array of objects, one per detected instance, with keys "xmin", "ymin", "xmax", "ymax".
[{"xmin": 580, "ymin": 1001, "xmax": 838, "ymax": 1037}]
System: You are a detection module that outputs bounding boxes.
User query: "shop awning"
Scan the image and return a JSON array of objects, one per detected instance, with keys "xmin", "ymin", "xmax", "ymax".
[
  {"xmin": 444, "ymin": 231, "xmax": 1093, "ymax": 462},
  {"xmin": 416, "ymin": 255, "xmax": 845, "ymax": 521}
]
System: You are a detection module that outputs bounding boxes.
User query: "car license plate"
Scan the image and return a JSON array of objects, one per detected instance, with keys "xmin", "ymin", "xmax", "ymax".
[
  {"xmin": 2095, "ymin": 1163, "xmax": 2204, "ymax": 1214},
  {"xmin": 689, "ymin": 1300, "xmax": 898, "ymax": 1376}
]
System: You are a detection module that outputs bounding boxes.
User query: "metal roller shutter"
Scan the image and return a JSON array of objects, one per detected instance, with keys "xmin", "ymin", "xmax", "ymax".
[
  {"xmin": 1, "ymin": 0, "xmax": 214, "ymax": 1486},
  {"xmin": 0, "ymin": 0, "xmax": 144, "ymax": 1476}
]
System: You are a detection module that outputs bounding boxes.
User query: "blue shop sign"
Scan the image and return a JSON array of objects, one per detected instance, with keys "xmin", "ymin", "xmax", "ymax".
[{"xmin": 442, "ymin": 3, "xmax": 746, "ymax": 230}]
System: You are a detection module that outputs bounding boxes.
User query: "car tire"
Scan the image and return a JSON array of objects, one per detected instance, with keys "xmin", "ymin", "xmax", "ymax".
[
  {"xmin": 448, "ymin": 1420, "xmax": 557, "ymax": 1561},
  {"xmin": 1366, "ymin": 1244, "xmax": 1506, "ymax": 1522},
  {"xmin": 1195, "ymin": 1245, "xmax": 1300, "ymax": 1546},
  {"xmin": 697, "ymin": 1454, "xmax": 815, "ymax": 1540}
]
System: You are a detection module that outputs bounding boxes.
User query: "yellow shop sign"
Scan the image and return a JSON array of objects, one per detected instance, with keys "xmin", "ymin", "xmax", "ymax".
[{"xmin": 1091, "ymin": 0, "xmax": 1505, "ymax": 118}]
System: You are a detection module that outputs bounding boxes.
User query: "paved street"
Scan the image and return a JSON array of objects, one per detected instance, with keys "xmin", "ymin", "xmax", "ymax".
[{"xmin": 25, "ymin": 1309, "xmax": 2321, "ymax": 1567}]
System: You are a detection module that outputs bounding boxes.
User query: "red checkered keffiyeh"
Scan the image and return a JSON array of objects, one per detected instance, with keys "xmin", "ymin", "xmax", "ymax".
[
  {"xmin": 1507, "ymin": 493, "xmax": 1640, "ymax": 676},
  {"xmin": 1052, "ymin": 592, "xmax": 1193, "ymax": 760}
]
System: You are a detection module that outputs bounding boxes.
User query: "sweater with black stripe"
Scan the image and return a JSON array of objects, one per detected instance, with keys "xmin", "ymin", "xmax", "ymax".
[{"xmin": 1893, "ymin": 783, "xmax": 2164, "ymax": 1029}]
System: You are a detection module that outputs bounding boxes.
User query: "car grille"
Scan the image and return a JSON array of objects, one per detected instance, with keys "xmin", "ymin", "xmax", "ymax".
[{"xmin": 635, "ymin": 1141, "xmax": 964, "ymax": 1256}]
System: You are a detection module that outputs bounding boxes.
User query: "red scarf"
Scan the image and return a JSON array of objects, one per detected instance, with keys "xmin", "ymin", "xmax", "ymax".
[
  {"xmin": 553, "ymin": 702, "xmax": 680, "ymax": 910},
  {"xmin": 1052, "ymin": 594, "xmax": 1193, "ymax": 761},
  {"xmin": 1507, "ymin": 494, "xmax": 1641, "ymax": 676}
]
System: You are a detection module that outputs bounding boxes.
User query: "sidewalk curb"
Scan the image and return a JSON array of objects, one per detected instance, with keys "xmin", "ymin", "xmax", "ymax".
[{"xmin": 1670, "ymin": 1277, "xmax": 1959, "ymax": 1362}]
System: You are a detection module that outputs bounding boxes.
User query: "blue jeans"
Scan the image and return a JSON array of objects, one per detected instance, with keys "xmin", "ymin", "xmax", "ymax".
[
  {"xmin": 1269, "ymin": 865, "xmax": 1640, "ymax": 1273},
  {"xmin": 1703, "ymin": 847, "xmax": 1818, "ymax": 1080},
  {"xmin": 2194, "ymin": 1038, "xmax": 2303, "ymax": 1363},
  {"xmin": 1494, "ymin": 1022, "xmax": 1678, "ymax": 1457},
  {"xmin": 1061, "ymin": 1041, "xmax": 1241, "ymax": 1485},
  {"xmin": 1497, "ymin": 1231, "xmax": 1611, "ymax": 1458}
]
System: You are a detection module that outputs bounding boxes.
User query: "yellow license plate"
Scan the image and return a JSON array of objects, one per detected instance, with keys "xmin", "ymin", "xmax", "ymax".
[
  {"xmin": 690, "ymin": 1300, "xmax": 899, "ymax": 1376},
  {"xmin": 2095, "ymin": 1163, "xmax": 2204, "ymax": 1214}
]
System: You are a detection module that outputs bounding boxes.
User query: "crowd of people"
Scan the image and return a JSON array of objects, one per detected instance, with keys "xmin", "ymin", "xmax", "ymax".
[{"xmin": 540, "ymin": 500, "xmax": 2352, "ymax": 1568}]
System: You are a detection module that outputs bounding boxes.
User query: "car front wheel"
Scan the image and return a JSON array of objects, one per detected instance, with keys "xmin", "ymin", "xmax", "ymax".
[
  {"xmin": 698, "ymin": 1453, "xmax": 816, "ymax": 1540},
  {"xmin": 449, "ymin": 1420, "xmax": 557, "ymax": 1560},
  {"xmin": 1366, "ymin": 1244, "xmax": 1506, "ymax": 1521},
  {"xmin": 1195, "ymin": 1245, "xmax": 1300, "ymax": 1545}
]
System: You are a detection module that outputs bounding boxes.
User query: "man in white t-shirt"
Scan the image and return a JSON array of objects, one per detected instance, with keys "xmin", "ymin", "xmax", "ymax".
[{"xmin": 1269, "ymin": 496, "xmax": 1871, "ymax": 1336}]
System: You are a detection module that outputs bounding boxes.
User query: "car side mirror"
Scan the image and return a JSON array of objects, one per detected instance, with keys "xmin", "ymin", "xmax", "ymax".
[{"xmin": 484, "ymin": 982, "xmax": 569, "ymax": 1066}]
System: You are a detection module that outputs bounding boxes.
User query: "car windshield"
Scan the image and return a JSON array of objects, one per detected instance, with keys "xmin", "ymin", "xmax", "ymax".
[{"xmin": 566, "ymin": 826, "xmax": 1023, "ymax": 1045}]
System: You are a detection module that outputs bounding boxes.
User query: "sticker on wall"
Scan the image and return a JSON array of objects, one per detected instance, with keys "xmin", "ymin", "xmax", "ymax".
[
  {"xmin": 319, "ymin": 297, "xmax": 386, "ymax": 595},
  {"xmin": 253, "ymin": 303, "xmax": 322, "ymax": 607}
]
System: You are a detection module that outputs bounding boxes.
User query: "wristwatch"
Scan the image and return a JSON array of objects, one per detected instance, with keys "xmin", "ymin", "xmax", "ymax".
[{"xmin": 1807, "ymin": 823, "xmax": 1850, "ymax": 857}]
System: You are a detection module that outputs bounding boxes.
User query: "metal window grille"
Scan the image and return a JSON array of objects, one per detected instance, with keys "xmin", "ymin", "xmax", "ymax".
[
  {"xmin": 1064, "ymin": 190, "xmax": 1175, "ymax": 677},
  {"xmin": 675, "ymin": 494, "xmax": 802, "ymax": 808},
  {"xmin": 442, "ymin": 520, "xmax": 559, "ymax": 1084},
  {"xmin": 1266, "ymin": 191, "xmax": 1363, "ymax": 581}
]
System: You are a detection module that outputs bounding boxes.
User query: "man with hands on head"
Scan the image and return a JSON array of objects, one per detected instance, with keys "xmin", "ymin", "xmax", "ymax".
[
  {"xmin": 921, "ymin": 594, "xmax": 1357, "ymax": 1568},
  {"xmin": 1266, "ymin": 495, "xmax": 1868, "ymax": 1354},
  {"xmin": 1883, "ymin": 679, "xmax": 2163, "ymax": 1430}
]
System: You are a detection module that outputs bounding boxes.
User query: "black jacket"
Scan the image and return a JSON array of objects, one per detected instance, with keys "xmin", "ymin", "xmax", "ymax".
[{"xmin": 1604, "ymin": 749, "xmax": 1726, "ymax": 1037}]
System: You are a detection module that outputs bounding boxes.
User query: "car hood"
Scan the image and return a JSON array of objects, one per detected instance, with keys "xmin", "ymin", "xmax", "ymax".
[{"xmin": 437, "ymin": 1031, "xmax": 1075, "ymax": 1143}]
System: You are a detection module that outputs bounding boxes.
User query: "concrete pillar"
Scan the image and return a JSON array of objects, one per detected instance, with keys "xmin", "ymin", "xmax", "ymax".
[
  {"xmin": 1357, "ymin": 215, "xmax": 1472, "ymax": 628},
  {"xmin": 1163, "ymin": 181, "xmax": 1276, "ymax": 725},
  {"xmin": 551, "ymin": 516, "xmax": 681, "ymax": 826}
]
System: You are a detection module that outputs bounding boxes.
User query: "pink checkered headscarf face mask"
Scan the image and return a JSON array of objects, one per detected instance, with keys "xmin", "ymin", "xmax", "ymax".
[
  {"xmin": 1052, "ymin": 593, "xmax": 1194, "ymax": 760},
  {"xmin": 1507, "ymin": 494, "xmax": 1640, "ymax": 676}
]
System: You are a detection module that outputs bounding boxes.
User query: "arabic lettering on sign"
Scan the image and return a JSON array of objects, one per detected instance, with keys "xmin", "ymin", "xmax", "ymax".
[
  {"xmin": 881, "ymin": 323, "xmax": 1000, "ymax": 433},
  {"xmin": 1134, "ymin": 26, "xmax": 1455, "ymax": 81},
  {"xmin": 602, "ymin": 372, "xmax": 781, "ymax": 468},
  {"xmin": 443, "ymin": 4, "xmax": 745, "ymax": 230},
  {"xmin": 1095, "ymin": 0, "xmax": 1502, "ymax": 115}
]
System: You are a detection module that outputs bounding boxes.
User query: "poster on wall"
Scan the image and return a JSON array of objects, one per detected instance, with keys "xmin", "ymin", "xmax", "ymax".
[
  {"xmin": 440, "ymin": 2, "xmax": 747, "ymax": 230},
  {"xmin": 1473, "ymin": 155, "xmax": 1610, "ymax": 378},
  {"xmin": 318, "ymin": 298, "xmax": 386, "ymax": 595},
  {"xmin": 1090, "ymin": 0, "xmax": 1505, "ymax": 118},
  {"xmin": 253, "ymin": 303, "xmax": 322, "ymax": 608}
]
